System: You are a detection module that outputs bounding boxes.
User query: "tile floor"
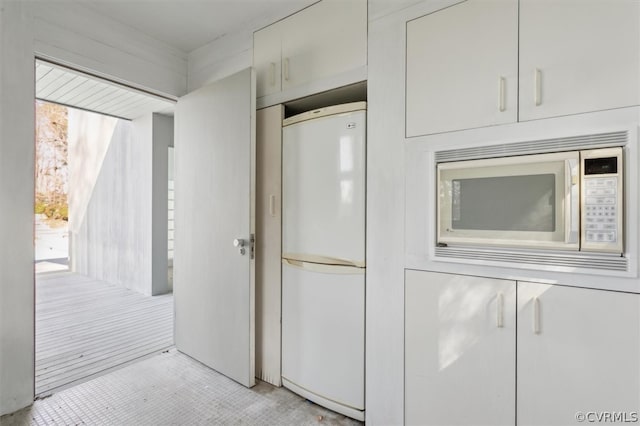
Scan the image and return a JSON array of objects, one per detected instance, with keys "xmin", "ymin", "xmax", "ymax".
[{"xmin": 1, "ymin": 349, "xmax": 362, "ymax": 426}]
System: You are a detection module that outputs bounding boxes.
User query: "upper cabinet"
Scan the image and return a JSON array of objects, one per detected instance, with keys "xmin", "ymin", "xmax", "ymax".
[
  {"xmin": 254, "ymin": 23, "xmax": 282, "ymax": 98},
  {"xmin": 254, "ymin": 0, "xmax": 367, "ymax": 100},
  {"xmin": 406, "ymin": 0, "xmax": 640, "ymax": 137},
  {"xmin": 519, "ymin": 0, "xmax": 640, "ymax": 121},
  {"xmin": 406, "ymin": 0, "xmax": 518, "ymax": 137}
]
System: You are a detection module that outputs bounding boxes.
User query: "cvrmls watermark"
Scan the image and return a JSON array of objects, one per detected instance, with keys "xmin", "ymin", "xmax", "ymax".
[{"xmin": 575, "ymin": 411, "xmax": 639, "ymax": 423}]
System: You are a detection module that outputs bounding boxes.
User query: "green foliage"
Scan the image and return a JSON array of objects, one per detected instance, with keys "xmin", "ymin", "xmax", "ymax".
[
  {"xmin": 35, "ymin": 101, "xmax": 68, "ymax": 221},
  {"xmin": 34, "ymin": 201, "xmax": 46, "ymax": 214},
  {"xmin": 35, "ymin": 193, "xmax": 68, "ymax": 221},
  {"xmin": 43, "ymin": 203, "xmax": 68, "ymax": 221}
]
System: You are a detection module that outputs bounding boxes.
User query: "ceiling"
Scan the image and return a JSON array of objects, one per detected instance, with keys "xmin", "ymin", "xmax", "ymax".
[
  {"xmin": 72, "ymin": 0, "xmax": 318, "ymax": 53},
  {"xmin": 34, "ymin": 1, "xmax": 319, "ymax": 118},
  {"xmin": 36, "ymin": 60, "xmax": 175, "ymax": 120}
]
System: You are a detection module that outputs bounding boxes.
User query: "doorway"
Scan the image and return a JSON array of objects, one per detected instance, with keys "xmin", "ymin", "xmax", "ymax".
[
  {"xmin": 34, "ymin": 59, "xmax": 176, "ymax": 396},
  {"xmin": 34, "ymin": 100, "xmax": 69, "ymax": 274}
]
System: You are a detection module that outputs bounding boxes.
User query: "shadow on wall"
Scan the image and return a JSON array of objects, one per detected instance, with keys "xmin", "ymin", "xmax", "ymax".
[
  {"xmin": 68, "ymin": 108, "xmax": 118, "ymax": 238},
  {"xmin": 68, "ymin": 110, "xmax": 153, "ymax": 295}
]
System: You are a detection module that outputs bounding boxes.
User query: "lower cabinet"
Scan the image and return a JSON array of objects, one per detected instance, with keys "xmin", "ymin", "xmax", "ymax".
[
  {"xmin": 405, "ymin": 270, "xmax": 640, "ymax": 426},
  {"xmin": 405, "ymin": 270, "xmax": 516, "ymax": 426},
  {"xmin": 517, "ymin": 282, "xmax": 640, "ymax": 426}
]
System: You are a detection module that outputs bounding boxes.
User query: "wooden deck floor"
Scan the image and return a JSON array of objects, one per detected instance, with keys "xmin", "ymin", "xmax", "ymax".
[{"xmin": 36, "ymin": 272, "xmax": 174, "ymax": 396}]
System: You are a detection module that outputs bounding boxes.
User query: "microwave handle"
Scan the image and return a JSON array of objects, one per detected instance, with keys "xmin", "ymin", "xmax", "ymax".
[{"xmin": 565, "ymin": 158, "xmax": 580, "ymax": 244}]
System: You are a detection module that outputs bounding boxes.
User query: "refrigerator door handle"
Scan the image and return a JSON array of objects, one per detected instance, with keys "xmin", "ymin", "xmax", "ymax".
[
  {"xmin": 282, "ymin": 258, "xmax": 365, "ymax": 275},
  {"xmin": 282, "ymin": 253, "xmax": 365, "ymax": 268}
]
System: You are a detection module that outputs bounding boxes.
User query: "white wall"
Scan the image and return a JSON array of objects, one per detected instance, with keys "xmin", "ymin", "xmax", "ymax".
[
  {"xmin": 27, "ymin": 2, "xmax": 187, "ymax": 98},
  {"xmin": 151, "ymin": 114, "xmax": 173, "ymax": 296},
  {"xmin": 0, "ymin": 0, "xmax": 35, "ymax": 416},
  {"xmin": 67, "ymin": 109, "xmax": 119, "ymax": 245},
  {"xmin": 0, "ymin": 5, "xmax": 185, "ymax": 412},
  {"xmin": 69, "ymin": 112, "xmax": 172, "ymax": 297},
  {"xmin": 70, "ymin": 116, "xmax": 153, "ymax": 294},
  {"xmin": 187, "ymin": 2, "xmax": 317, "ymax": 92},
  {"xmin": 188, "ymin": 30, "xmax": 254, "ymax": 92},
  {"xmin": 365, "ymin": 10, "xmax": 406, "ymax": 426}
]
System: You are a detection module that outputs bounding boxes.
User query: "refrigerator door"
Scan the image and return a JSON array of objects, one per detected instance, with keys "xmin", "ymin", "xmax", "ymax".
[
  {"xmin": 283, "ymin": 108, "xmax": 366, "ymax": 264},
  {"xmin": 281, "ymin": 260, "xmax": 365, "ymax": 418}
]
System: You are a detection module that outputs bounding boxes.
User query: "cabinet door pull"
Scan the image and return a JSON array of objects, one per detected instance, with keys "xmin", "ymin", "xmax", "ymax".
[
  {"xmin": 496, "ymin": 292, "xmax": 504, "ymax": 328},
  {"xmin": 533, "ymin": 297, "xmax": 541, "ymax": 334},
  {"xmin": 498, "ymin": 77, "xmax": 506, "ymax": 112},
  {"xmin": 284, "ymin": 58, "xmax": 290, "ymax": 81},
  {"xmin": 269, "ymin": 62, "xmax": 276, "ymax": 86},
  {"xmin": 534, "ymin": 68, "xmax": 542, "ymax": 106},
  {"xmin": 269, "ymin": 194, "xmax": 276, "ymax": 217}
]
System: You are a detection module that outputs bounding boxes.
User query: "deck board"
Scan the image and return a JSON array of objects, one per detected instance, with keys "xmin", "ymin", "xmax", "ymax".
[{"xmin": 35, "ymin": 272, "xmax": 174, "ymax": 396}]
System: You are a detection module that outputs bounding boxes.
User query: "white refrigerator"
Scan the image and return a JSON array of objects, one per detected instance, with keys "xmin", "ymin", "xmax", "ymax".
[{"xmin": 281, "ymin": 102, "xmax": 366, "ymax": 421}]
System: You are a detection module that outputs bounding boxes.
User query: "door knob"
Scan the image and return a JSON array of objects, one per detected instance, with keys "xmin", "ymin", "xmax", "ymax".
[{"xmin": 233, "ymin": 238, "xmax": 245, "ymax": 248}]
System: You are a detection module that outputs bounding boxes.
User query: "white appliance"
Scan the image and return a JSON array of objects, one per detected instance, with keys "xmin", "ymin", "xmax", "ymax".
[
  {"xmin": 437, "ymin": 147, "xmax": 623, "ymax": 253},
  {"xmin": 281, "ymin": 102, "xmax": 366, "ymax": 421}
]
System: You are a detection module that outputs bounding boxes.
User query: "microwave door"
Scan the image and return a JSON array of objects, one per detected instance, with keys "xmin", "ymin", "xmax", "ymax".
[{"xmin": 437, "ymin": 151, "xmax": 580, "ymax": 251}]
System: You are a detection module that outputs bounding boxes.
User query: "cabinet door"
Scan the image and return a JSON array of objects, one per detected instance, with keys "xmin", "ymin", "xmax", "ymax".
[
  {"xmin": 255, "ymin": 105, "xmax": 283, "ymax": 386},
  {"xmin": 405, "ymin": 270, "xmax": 516, "ymax": 426},
  {"xmin": 406, "ymin": 0, "xmax": 517, "ymax": 137},
  {"xmin": 254, "ymin": 23, "xmax": 281, "ymax": 98},
  {"xmin": 281, "ymin": 0, "xmax": 367, "ymax": 91},
  {"xmin": 519, "ymin": 0, "xmax": 640, "ymax": 121},
  {"xmin": 518, "ymin": 282, "xmax": 640, "ymax": 426}
]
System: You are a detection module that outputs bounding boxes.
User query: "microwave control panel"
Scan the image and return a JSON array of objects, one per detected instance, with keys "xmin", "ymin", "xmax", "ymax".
[{"xmin": 580, "ymin": 147, "xmax": 623, "ymax": 254}]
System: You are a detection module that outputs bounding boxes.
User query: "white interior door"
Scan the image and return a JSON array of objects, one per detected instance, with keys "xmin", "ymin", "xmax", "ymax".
[{"xmin": 174, "ymin": 68, "xmax": 256, "ymax": 387}]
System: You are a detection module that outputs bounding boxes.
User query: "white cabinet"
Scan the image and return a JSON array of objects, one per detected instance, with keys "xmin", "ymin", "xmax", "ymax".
[
  {"xmin": 405, "ymin": 270, "xmax": 516, "ymax": 426},
  {"xmin": 519, "ymin": 0, "xmax": 640, "ymax": 121},
  {"xmin": 406, "ymin": 0, "xmax": 640, "ymax": 136},
  {"xmin": 255, "ymin": 105, "xmax": 283, "ymax": 386},
  {"xmin": 405, "ymin": 271, "xmax": 640, "ymax": 425},
  {"xmin": 406, "ymin": 0, "xmax": 518, "ymax": 137},
  {"xmin": 253, "ymin": 0, "xmax": 367, "ymax": 100},
  {"xmin": 280, "ymin": 0, "xmax": 367, "ymax": 91},
  {"xmin": 254, "ymin": 24, "xmax": 282, "ymax": 98},
  {"xmin": 517, "ymin": 282, "xmax": 640, "ymax": 426}
]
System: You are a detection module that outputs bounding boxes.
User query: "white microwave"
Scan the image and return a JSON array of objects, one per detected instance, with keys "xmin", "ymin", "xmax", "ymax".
[{"xmin": 437, "ymin": 147, "xmax": 623, "ymax": 253}]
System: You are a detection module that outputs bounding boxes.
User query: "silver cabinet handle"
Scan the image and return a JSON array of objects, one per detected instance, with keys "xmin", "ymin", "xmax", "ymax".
[
  {"xmin": 496, "ymin": 292, "xmax": 504, "ymax": 328},
  {"xmin": 534, "ymin": 68, "xmax": 542, "ymax": 106},
  {"xmin": 269, "ymin": 194, "xmax": 276, "ymax": 217},
  {"xmin": 233, "ymin": 238, "xmax": 245, "ymax": 248},
  {"xmin": 284, "ymin": 58, "xmax": 290, "ymax": 81},
  {"xmin": 269, "ymin": 62, "xmax": 276, "ymax": 86},
  {"xmin": 498, "ymin": 77, "xmax": 506, "ymax": 112},
  {"xmin": 533, "ymin": 297, "xmax": 541, "ymax": 334}
]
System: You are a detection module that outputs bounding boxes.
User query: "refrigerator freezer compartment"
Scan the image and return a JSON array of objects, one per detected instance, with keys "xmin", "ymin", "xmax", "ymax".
[{"xmin": 281, "ymin": 261, "xmax": 365, "ymax": 417}]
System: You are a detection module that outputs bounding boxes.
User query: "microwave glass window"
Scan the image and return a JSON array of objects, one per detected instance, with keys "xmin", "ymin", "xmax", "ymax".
[{"xmin": 450, "ymin": 174, "xmax": 556, "ymax": 232}]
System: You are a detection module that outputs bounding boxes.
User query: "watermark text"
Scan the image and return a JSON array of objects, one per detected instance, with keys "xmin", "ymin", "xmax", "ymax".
[{"xmin": 575, "ymin": 411, "xmax": 639, "ymax": 423}]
